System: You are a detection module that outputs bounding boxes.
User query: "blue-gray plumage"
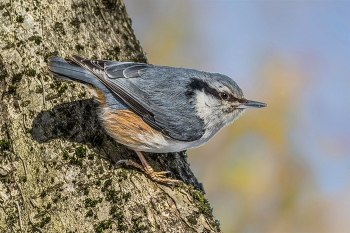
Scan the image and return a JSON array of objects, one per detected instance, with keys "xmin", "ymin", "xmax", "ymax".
[
  {"xmin": 48, "ymin": 56, "xmax": 129, "ymax": 110},
  {"xmin": 48, "ymin": 55, "xmax": 266, "ymax": 185}
]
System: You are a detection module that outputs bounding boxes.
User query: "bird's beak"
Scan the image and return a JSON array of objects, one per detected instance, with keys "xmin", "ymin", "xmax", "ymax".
[{"xmin": 238, "ymin": 99, "xmax": 267, "ymax": 109}]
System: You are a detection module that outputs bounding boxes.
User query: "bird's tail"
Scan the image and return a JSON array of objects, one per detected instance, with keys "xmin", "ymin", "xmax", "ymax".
[{"xmin": 48, "ymin": 56, "xmax": 96, "ymax": 86}]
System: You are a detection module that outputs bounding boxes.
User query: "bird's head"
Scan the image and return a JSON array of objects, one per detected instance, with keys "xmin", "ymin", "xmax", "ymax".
[{"xmin": 186, "ymin": 73, "xmax": 266, "ymax": 136}]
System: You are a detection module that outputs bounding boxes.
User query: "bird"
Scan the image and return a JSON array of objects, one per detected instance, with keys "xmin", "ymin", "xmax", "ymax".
[{"xmin": 48, "ymin": 55, "xmax": 266, "ymax": 185}]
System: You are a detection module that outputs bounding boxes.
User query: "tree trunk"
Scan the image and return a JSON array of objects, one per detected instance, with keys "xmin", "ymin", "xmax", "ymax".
[{"xmin": 0, "ymin": 0, "xmax": 221, "ymax": 232}]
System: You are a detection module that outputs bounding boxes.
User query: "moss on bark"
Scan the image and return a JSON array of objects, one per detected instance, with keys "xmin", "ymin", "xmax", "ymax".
[{"xmin": 0, "ymin": 0, "xmax": 221, "ymax": 232}]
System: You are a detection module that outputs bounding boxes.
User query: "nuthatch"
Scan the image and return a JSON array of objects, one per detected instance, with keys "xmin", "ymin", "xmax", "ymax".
[{"xmin": 48, "ymin": 55, "xmax": 266, "ymax": 185}]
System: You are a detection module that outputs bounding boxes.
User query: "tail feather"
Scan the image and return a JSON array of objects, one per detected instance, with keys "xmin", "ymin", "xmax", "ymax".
[
  {"xmin": 48, "ymin": 56, "xmax": 130, "ymax": 110},
  {"xmin": 48, "ymin": 56, "xmax": 96, "ymax": 85},
  {"xmin": 65, "ymin": 57, "xmax": 82, "ymax": 67}
]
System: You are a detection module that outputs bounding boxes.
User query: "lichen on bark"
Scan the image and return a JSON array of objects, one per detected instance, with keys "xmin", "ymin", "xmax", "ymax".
[{"xmin": 0, "ymin": 0, "xmax": 221, "ymax": 232}]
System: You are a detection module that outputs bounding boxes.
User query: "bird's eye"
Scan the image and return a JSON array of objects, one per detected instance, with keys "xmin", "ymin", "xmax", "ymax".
[{"xmin": 219, "ymin": 92, "xmax": 229, "ymax": 100}]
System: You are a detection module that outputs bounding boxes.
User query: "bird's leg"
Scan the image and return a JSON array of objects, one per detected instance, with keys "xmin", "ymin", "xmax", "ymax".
[
  {"xmin": 116, "ymin": 151, "xmax": 182, "ymax": 186},
  {"xmin": 135, "ymin": 151, "xmax": 173, "ymax": 180}
]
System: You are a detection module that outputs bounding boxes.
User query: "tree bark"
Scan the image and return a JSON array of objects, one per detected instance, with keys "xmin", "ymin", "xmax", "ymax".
[{"xmin": 0, "ymin": 0, "xmax": 221, "ymax": 232}]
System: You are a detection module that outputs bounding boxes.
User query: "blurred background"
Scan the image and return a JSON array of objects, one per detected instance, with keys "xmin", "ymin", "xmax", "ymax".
[{"xmin": 123, "ymin": 1, "xmax": 350, "ymax": 232}]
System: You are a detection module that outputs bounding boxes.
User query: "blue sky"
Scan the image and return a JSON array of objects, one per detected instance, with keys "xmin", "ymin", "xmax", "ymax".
[{"xmin": 124, "ymin": 0, "xmax": 350, "ymax": 230}]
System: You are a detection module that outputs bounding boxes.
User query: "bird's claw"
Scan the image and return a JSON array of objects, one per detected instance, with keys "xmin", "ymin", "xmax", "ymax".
[
  {"xmin": 116, "ymin": 159, "xmax": 181, "ymax": 188},
  {"xmin": 144, "ymin": 166, "xmax": 182, "ymax": 189}
]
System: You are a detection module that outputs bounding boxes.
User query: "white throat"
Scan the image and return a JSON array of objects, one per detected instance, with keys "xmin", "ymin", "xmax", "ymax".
[{"xmin": 195, "ymin": 91, "xmax": 245, "ymax": 139}]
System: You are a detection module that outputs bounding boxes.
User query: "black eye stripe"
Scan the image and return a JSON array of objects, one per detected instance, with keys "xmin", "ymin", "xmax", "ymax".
[
  {"xmin": 187, "ymin": 78, "xmax": 246, "ymax": 103},
  {"xmin": 238, "ymin": 98, "xmax": 248, "ymax": 103},
  {"xmin": 188, "ymin": 78, "xmax": 219, "ymax": 98},
  {"xmin": 230, "ymin": 96, "xmax": 247, "ymax": 103}
]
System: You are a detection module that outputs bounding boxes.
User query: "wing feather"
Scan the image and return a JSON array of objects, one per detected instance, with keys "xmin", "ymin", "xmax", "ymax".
[{"xmin": 69, "ymin": 55, "xmax": 204, "ymax": 142}]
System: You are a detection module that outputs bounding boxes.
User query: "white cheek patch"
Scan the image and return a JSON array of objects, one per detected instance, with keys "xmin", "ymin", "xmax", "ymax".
[
  {"xmin": 195, "ymin": 91, "xmax": 223, "ymax": 136},
  {"xmin": 195, "ymin": 91, "xmax": 218, "ymax": 120},
  {"xmin": 195, "ymin": 90, "xmax": 246, "ymax": 139}
]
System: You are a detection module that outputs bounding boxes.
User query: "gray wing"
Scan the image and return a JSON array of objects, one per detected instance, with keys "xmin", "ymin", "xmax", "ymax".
[{"xmin": 70, "ymin": 55, "xmax": 205, "ymax": 142}]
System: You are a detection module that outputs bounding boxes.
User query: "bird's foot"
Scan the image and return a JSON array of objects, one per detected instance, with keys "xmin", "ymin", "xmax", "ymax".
[
  {"xmin": 116, "ymin": 159, "xmax": 182, "ymax": 188},
  {"xmin": 143, "ymin": 165, "xmax": 182, "ymax": 187}
]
